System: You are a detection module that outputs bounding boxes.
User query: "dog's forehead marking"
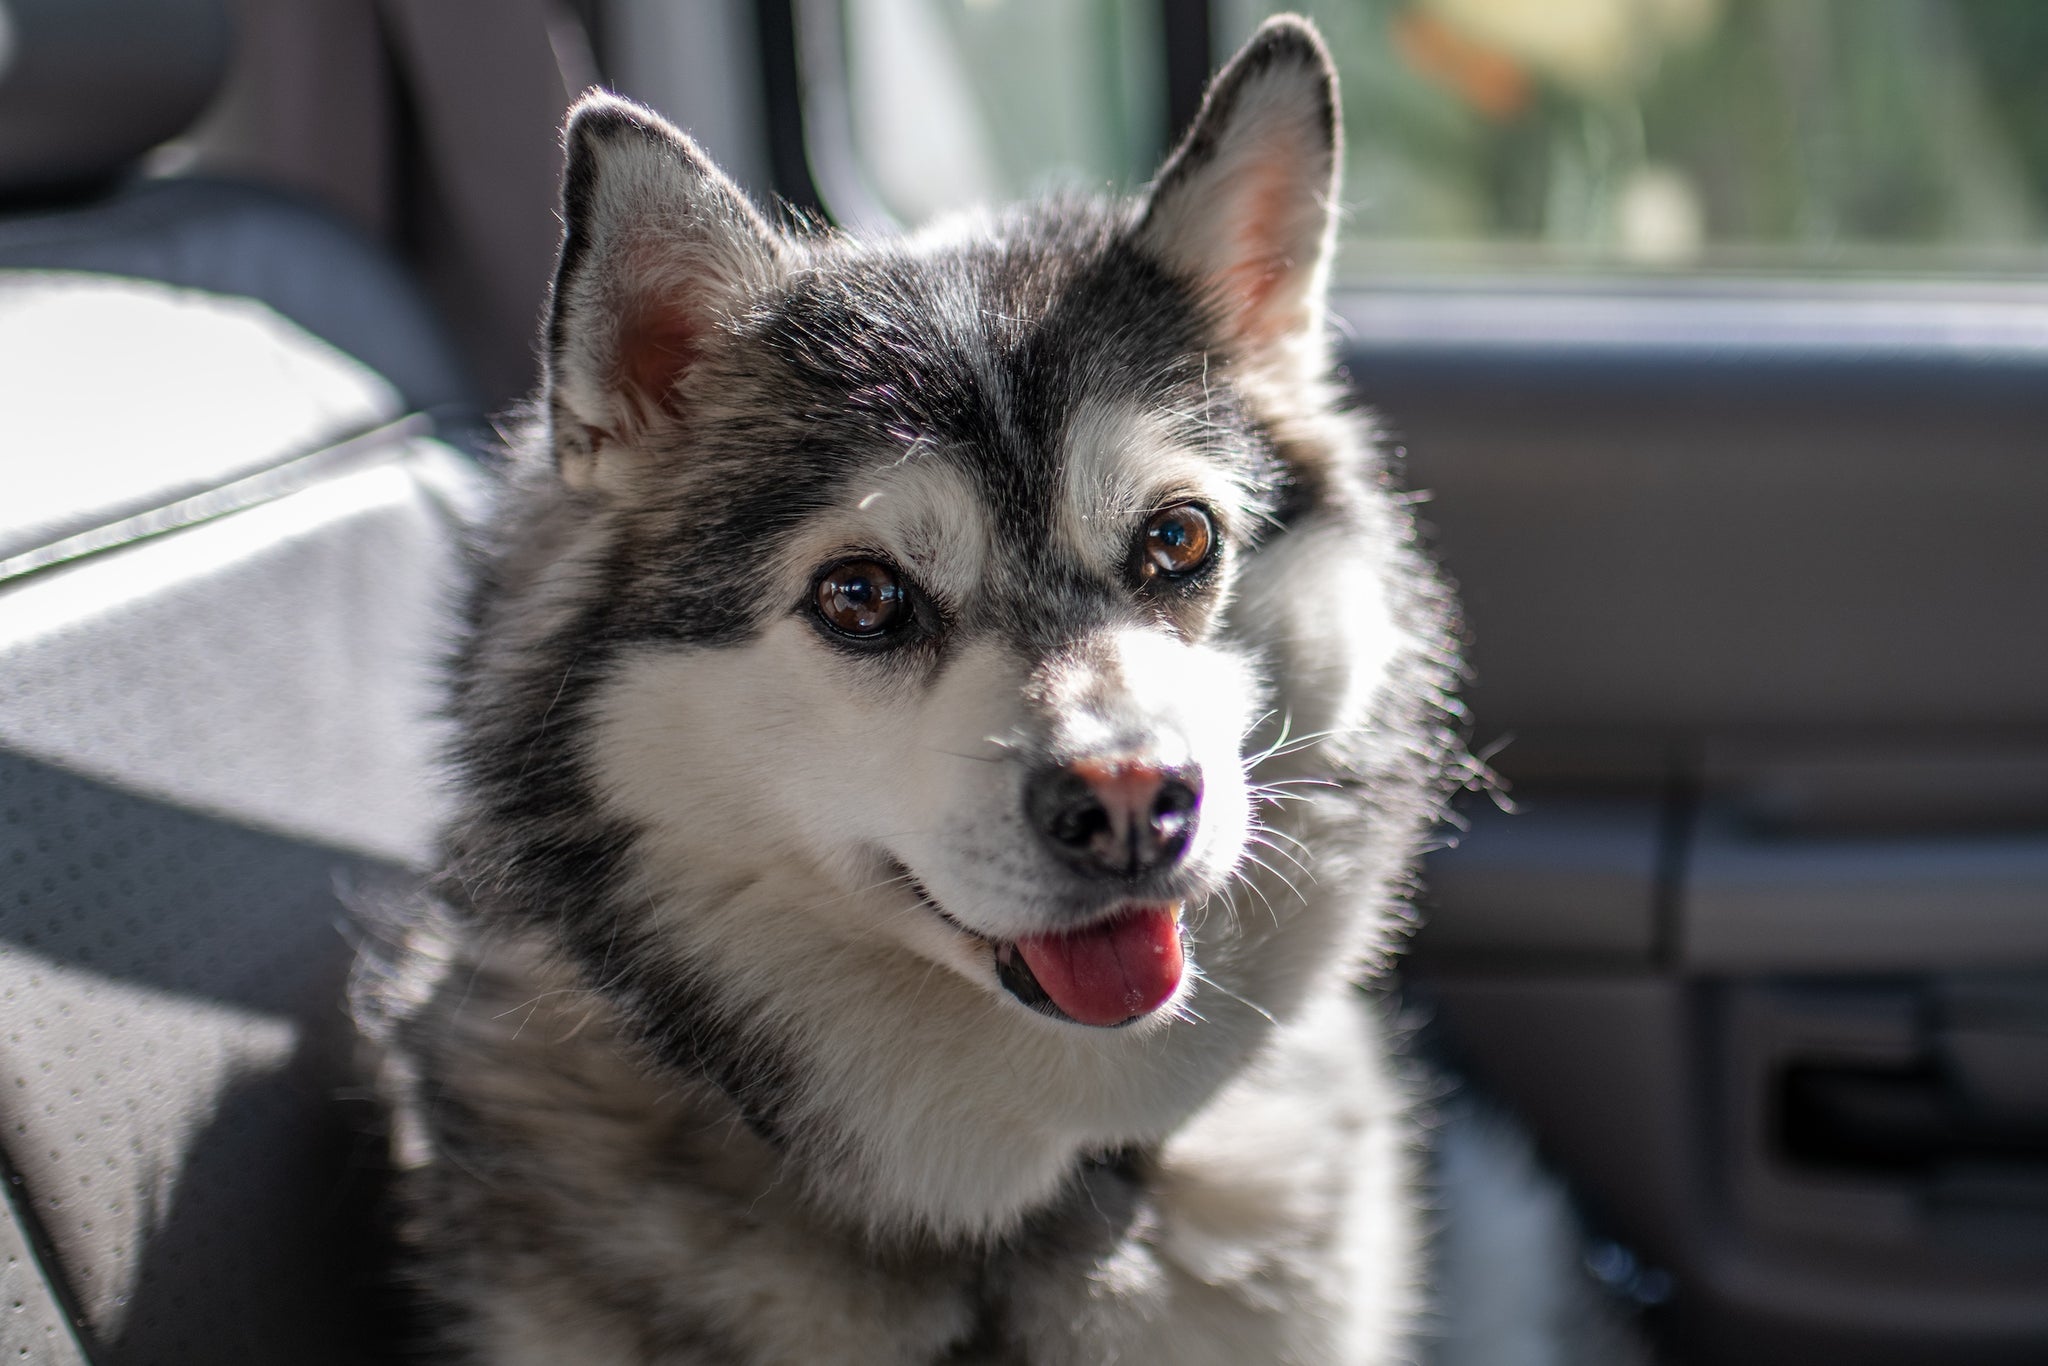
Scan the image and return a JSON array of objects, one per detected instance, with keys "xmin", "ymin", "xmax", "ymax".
[
  {"xmin": 1054, "ymin": 399, "xmax": 1247, "ymax": 578},
  {"xmin": 749, "ymin": 228, "xmax": 1258, "ymax": 644},
  {"xmin": 781, "ymin": 455, "xmax": 992, "ymax": 607}
]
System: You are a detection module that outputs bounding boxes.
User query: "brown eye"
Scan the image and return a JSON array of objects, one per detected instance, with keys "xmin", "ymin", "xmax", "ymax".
[
  {"xmin": 814, "ymin": 560, "xmax": 907, "ymax": 638},
  {"xmin": 1140, "ymin": 504, "xmax": 1216, "ymax": 580}
]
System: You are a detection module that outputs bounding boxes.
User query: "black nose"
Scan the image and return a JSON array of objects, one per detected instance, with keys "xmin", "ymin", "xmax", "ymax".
[{"xmin": 1026, "ymin": 757, "xmax": 1201, "ymax": 879}]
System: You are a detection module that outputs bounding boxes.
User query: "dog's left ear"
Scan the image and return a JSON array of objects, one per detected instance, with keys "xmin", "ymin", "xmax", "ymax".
[
  {"xmin": 1135, "ymin": 16, "xmax": 1340, "ymax": 372},
  {"xmin": 545, "ymin": 93, "xmax": 785, "ymax": 492}
]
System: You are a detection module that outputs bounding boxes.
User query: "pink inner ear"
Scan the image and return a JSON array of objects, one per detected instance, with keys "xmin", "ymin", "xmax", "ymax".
[
  {"xmin": 1217, "ymin": 154, "xmax": 1308, "ymax": 346},
  {"xmin": 614, "ymin": 302, "xmax": 703, "ymax": 418}
]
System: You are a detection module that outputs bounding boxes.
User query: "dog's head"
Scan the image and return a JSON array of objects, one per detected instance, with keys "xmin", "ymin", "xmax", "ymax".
[{"xmin": 456, "ymin": 16, "xmax": 1453, "ymax": 1235}]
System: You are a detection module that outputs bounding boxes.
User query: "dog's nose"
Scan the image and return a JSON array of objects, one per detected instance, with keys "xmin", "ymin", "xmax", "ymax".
[{"xmin": 1027, "ymin": 757, "xmax": 1201, "ymax": 879}]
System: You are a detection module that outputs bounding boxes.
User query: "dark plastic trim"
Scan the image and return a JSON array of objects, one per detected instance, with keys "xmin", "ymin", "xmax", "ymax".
[
  {"xmin": 752, "ymin": 0, "xmax": 826, "ymax": 220},
  {"xmin": 1335, "ymin": 277, "xmax": 2048, "ymax": 397},
  {"xmin": 1159, "ymin": 0, "xmax": 1214, "ymax": 149}
]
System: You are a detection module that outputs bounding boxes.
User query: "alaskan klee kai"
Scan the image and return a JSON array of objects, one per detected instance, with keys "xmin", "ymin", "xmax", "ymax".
[{"xmin": 363, "ymin": 16, "xmax": 1479, "ymax": 1363}]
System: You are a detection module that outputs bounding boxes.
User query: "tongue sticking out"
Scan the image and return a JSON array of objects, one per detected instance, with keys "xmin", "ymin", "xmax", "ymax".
[{"xmin": 1014, "ymin": 903, "xmax": 1185, "ymax": 1027}]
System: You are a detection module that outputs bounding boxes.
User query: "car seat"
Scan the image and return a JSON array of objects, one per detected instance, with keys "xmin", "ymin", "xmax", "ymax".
[{"xmin": 0, "ymin": 2, "xmax": 487, "ymax": 1360}]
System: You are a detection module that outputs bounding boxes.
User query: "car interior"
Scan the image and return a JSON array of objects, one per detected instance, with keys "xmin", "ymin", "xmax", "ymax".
[{"xmin": 1, "ymin": 1, "xmax": 2042, "ymax": 1363}]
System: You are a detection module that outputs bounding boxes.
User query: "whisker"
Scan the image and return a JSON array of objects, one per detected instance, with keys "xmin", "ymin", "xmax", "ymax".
[
  {"xmin": 1245, "ymin": 777, "xmax": 1344, "ymax": 812},
  {"xmin": 1245, "ymin": 712, "xmax": 1296, "ymax": 766},
  {"xmin": 1247, "ymin": 778, "xmax": 1342, "ymax": 795},
  {"xmin": 1239, "ymin": 848, "xmax": 1309, "ymax": 907},
  {"xmin": 1188, "ymin": 890, "xmax": 1236, "ymax": 939},
  {"xmin": 1249, "ymin": 822, "xmax": 1313, "ymax": 857},
  {"xmin": 1188, "ymin": 964, "xmax": 1277, "ymax": 1025},
  {"xmin": 1246, "ymin": 832, "xmax": 1316, "ymax": 883},
  {"xmin": 1251, "ymin": 725, "xmax": 1378, "ymax": 765},
  {"xmin": 1248, "ymin": 776, "xmax": 1343, "ymax": 793},
  {"xmin": 1228, "ymin": 865, "xmax": 1281, "ymax": 929}
]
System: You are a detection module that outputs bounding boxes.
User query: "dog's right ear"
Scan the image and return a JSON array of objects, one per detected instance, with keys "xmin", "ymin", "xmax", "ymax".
[{"xmin": 544, "ymin": 93, "xmax": 784, "ymax": 492}]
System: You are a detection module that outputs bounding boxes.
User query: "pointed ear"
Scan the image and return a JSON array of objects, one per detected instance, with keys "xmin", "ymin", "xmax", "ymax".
[
  {"xmin": 1135, "ymin": 17, "xmax": 1340, "ymax": 369},
  {"xmin": 545, "ymin": 93, "xmax": 784, "ymax": 490}
]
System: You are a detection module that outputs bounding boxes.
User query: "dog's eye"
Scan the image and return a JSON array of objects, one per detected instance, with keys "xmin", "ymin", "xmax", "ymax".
[
  {"xmin": 814, "ymin": 560, "xmax": 908, "ymax": 638},
  {"xmin": 1139, "ymin": 504, "xmax": 1216, "ymax": 580}
]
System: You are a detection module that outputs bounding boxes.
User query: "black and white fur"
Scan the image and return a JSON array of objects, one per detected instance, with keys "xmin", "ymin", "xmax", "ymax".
[{"xmin": 362, "ymin": 18, "xmax": 1476, "ymax": 1364}]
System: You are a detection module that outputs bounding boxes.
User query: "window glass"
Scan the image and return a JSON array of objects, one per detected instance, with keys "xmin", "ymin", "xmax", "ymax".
[
  {"xmin": 1216, "ymin": 0, "xmax": 2048, "ymax": 274},
  {"xmin": 836, "ymin": 0, "xmax": 1163, "ymax": 226},
  {"xmin": 832, "ymin": 0, "xmax": 2048, "ymax": 276}
]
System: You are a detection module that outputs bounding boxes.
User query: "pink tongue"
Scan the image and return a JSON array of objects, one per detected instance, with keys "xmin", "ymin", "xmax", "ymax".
[{"xmin": 1015, "ymin": 904, "xmax": 1184, "ymax": 1027}]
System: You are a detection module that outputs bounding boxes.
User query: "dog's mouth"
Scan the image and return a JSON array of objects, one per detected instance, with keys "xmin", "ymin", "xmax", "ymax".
[
  {"xmin": 911, "ymin": 879, "xmax": 1187, "ymax": 1028},
  {"xmin": 991, "ymin": 903, "xmax": 1186, "ymax": 1027}
]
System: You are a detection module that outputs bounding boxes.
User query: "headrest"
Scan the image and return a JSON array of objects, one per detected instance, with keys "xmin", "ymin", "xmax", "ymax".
[{"xmin": 0, "ymin": 0, "xmax": 231, "ymax": 199}]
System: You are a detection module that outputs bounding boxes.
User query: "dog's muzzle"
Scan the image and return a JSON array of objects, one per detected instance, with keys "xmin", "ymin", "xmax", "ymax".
[
  {"xmin": 1025, "ymin": 756, "xmax": 1201, "ymax": 881},
  {"xmin": 975, "ymin": 752, "xmax": 1201, "ymax": 1027}
]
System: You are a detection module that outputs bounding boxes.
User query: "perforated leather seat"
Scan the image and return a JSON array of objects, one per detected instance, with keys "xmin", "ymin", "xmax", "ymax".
[{"xmin": 0, "ymin": 4, "xmax": 486, "ymax": 1360}]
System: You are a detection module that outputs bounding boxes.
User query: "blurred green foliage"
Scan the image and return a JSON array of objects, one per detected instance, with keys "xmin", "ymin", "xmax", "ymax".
[
  {"xmin": 1222, "ymin": 0, "xmax": 2046, "ymax": 270},
  {"xmin": 846, "ymin": 0, "xmax": 2047, "ymax": 272}
]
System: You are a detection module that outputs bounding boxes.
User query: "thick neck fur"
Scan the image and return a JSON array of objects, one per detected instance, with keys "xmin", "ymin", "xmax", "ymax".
[{"xmin": 381, "ymin": 877, "xmax": 1429, "ymax": 1361}]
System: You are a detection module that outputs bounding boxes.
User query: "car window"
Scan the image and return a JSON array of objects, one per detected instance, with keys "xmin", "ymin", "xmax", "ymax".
[
  {"xmin": 829, "ymin": 0, "xmax": 2048, "ymax": 277},
  {"xmin": 834, "ymin": 0, "xmax": 1165, "ymax": 225}
]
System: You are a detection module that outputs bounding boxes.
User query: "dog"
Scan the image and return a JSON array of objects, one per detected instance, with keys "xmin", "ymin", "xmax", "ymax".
[{"xmin": 360, "ymin": 16, "xmax": 1476, "ymax": 1363}]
